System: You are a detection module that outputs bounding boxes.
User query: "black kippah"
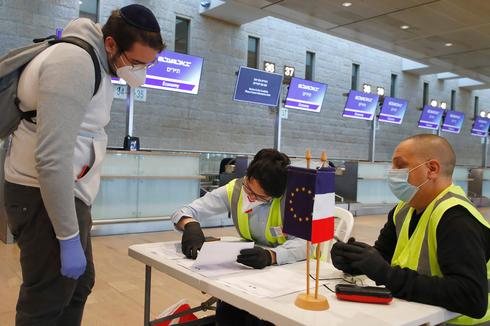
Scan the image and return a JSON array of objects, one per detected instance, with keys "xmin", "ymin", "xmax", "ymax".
[{"xmin": 120, "ymin": 4, "xmax": 160, "ymax": 33}]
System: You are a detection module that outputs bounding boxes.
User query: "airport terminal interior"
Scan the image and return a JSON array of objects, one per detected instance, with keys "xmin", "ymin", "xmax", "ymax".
[{"xmin": 2, "ymin": 0, "xmax": 490, "ymax": 325}]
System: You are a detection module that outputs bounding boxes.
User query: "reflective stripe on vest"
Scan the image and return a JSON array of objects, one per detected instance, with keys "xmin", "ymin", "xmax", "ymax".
[
  {"xmin": 226, "ymin": 178, "xmax": 286, "ymax": 245},
  {"xmin": 392, "ymin": 184, "xmax": 490, "ymax": 325}
]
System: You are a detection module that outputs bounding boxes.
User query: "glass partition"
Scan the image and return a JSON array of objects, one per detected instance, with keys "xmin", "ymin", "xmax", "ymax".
[{"xmin": 92, "ymin": 151, "xmax": 201, "ymax": 221}]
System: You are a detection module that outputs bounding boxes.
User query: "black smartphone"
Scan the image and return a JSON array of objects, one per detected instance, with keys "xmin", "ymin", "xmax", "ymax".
[{"xmin": 335, "ymin": 284, "xmax": 392, "ymax": 304}]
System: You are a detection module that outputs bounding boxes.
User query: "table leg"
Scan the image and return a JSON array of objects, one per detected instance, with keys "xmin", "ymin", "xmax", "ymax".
[{"xmin": 144, "ymin": 265, "xmax": 152, "ymax": 326}]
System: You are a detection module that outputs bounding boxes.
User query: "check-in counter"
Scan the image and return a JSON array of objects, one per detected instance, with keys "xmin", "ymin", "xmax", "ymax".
[
  {"xmin": 453, "ymin": 166, "xmax": 471, "ymax": 194},
  {"xmin": 481, "ymin": 169, "xmax": 490, "ymax": 198},
  {"xmin": 356, "ymin": 162, "xmax": 397, "ymax": 204},
  {"xmin": 336, "ymin": 161, "xmax": 471, "ymax": 208},
  {"xmin": 465, "ymin": 167, "xmax": 490, "ymax": 205},
  {"xmin": 91, "ymin": 150, "xmax": 206, "ymax": 235}
]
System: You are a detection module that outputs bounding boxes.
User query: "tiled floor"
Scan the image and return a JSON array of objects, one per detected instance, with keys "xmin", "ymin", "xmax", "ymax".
[{"xmin": 1, "ymin": 208, "xmax": 489, "ymax": 325}]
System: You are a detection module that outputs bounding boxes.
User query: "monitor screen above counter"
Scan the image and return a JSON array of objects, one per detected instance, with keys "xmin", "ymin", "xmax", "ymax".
[
  {"xmin": 342, "ymin": 90, "xmax": 379, "ymax": 121},
  {"xmin": 233, "ymin": 66, "xmax": 283, "ymax": 107},
  {"xmin": 471, "ymin": 117, "xmax": 490, "ymax": 137},
  {"xmin": 378, "ymin": 97, "xmax": 408, "ymax": 124},
  {"xmin": 111, "ymin": 50, "xmax": 204, "ymax": 95},
  {"xmin": 284, "ymin": 77, "xmax": 328, "ymax": 113},
  {"xmin": 441, "ymin": 111, "xmax": 465, "ymax": 134},
  {"xmin": 418, "ymin": 105, "xmax": 444, "ymax": 130}
]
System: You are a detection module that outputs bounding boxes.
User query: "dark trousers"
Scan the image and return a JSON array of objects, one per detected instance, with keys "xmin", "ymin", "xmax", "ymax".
[
  {"xmin": 216, "ymin": 301, "xmax": 274, "ymax": 326},
  {"xmin": 4, "ymin": 181, "xmax": 95, "ymax": 326}
]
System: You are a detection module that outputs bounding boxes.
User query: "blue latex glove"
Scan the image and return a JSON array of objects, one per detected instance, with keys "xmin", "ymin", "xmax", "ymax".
[{"xmin": 59, "ymin": 234, "xmax": 87, "ymax": 279}]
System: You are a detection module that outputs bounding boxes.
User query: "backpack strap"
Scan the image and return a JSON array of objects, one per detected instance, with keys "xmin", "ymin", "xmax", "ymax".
[
  {"xmin": 18, "ymin": 36, "xmax": 103, "ymax": 124},
  {"xmin": 48, "ymin": 37, "xmax": 101, "ymax": 96}
]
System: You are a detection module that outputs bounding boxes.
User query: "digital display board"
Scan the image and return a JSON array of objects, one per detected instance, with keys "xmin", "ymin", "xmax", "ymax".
[
  {"xmin": 284, "ymin": 77, "xmax": 328, "ymax": 112},
  {"xmin": 111, "ymin": 50, "xmax": 204, "ymax": 95},
  {"xmin": 342, "ymin": 90, "xmax": 379, "ymax": 121},
  {"xmin": 378, "ymin": 97, "xmax": 408, "ymax": 124},
  {"xmin": 418, "ymin": 105, "xmax": 444, "ymax": 130},
  {"xmin": 441, "ymin": 111, "xmax": 465, "ymax": 134},
  {"xmin": 471, "ymin": 117, "xmax": 490, "ymax": 137},
  {"xmin": 233, "ymin": 66, "xmax": 283, "ymax": 107}
]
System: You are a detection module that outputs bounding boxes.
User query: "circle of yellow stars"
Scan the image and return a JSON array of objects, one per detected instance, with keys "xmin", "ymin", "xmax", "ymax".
[{"xmin": 289, "ymin": 186, "xmax": 314, "ymax": 222}]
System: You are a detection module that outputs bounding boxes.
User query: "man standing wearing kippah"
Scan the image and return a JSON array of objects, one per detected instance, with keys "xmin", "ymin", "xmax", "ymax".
[{"xmin": 3, "ymin": 5, "xmax": 165, "ymax": 325}]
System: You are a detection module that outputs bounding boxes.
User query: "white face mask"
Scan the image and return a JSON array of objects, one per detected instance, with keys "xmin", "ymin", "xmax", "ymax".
[
  {"xmin": 387, "ymin": 161, "xmax": 430, "ymax": 203},
  {"xmin": 116, "ymin": 65, "xmax": 147, "ymax": 88},
  {"xmin": 241, "ymin": 188, "xmax": 265, "ymax": 214}
]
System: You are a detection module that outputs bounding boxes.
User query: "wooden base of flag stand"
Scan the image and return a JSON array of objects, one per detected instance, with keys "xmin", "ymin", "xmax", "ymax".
[
  {"xmin": 295, "ymin": 293, "xmax": 330, "ymax": 311},
  {"xmin": 295, "ymin": 240, "xmax": 330, "ymax": 311}
]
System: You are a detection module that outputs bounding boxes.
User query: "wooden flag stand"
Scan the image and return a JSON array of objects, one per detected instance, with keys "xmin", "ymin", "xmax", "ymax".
[{"xmin": 294, "ymin": 150, "xmax": 330, "ymax": 311}]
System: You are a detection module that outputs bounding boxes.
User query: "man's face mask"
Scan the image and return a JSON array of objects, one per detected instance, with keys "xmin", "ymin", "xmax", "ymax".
[
  {"xmin": 387, "ymin": 161, "xmax": 430, "ymax": 203},
  {"xmin": 108, "ymin": 49, "xmax": 149, "ymax": 87},
  {"xmin": 115, "ymin": 53, "xmax": 147, "ymax": 88}
]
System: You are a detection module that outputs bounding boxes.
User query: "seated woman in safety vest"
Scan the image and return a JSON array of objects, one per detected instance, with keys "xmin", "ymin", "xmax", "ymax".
[
  {"xmin": 171, "ymin": 148, "xmax": 305, "ymax": 269},
  {"xmin": 331, "ymin": 134, "xmax": 490, "ymax": 325}
]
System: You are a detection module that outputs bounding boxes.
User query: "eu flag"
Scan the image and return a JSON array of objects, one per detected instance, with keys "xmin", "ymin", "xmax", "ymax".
[{"xmin": 283, "ymin": 166, "xmax": 335, "ymax": 244}]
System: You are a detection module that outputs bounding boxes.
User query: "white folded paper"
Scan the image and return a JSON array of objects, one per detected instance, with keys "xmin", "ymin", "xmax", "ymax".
[{"xmin": 189, "ymin": 241, "xmax": 255, "ymax": 277}]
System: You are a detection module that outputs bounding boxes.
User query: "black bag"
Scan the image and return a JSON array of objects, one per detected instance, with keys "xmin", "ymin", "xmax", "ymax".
[{"xmin": 0, "ymin": 36, "xmax": 101, "ymax": 139}]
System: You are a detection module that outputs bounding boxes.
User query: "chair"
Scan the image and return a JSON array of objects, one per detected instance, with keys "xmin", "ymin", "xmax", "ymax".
[
  {"xmin": 333, "ymin": 206, "xmax": 354, "ymax": 243},
  {"xmin": 319, "ymin": 206, "xmax": 354, "ymax": 263},
  {"xmin": 218, "ymin": 157, "xmax": 235, "ymax": 187},
  {"xmin": 219, "ymin": 157, "xmax": 234, "ymax": 174}
]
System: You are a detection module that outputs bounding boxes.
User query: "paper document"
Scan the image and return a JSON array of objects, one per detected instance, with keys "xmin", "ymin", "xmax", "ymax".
[
  {"xmin": 193, "ymin": 241, "xmax": 254, "ymax": 267},
  {"xmin": 146, "ymin": 242, "xmax": 185, "ymax": 260},
  {"xmin": 187, "ymin": 241, "xmax": 254, "ymax": 277},
  {"xmin": 218, "ymin": 266, "xmax": 310, "ymax": 298}
]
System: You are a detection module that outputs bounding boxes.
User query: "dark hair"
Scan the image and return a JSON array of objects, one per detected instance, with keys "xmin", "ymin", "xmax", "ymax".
[
  {"xmin": 102, "ymin": 10, "xmax": 165, "ymax": 52},
  {"xmin": 246, "ymin": 149, "xmax": 291, "ymax": 198}
]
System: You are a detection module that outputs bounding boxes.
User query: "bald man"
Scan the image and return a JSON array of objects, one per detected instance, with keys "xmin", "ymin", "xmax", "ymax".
[{"xmin": 331, "ymin": 134, "xmax": 490, "ymax": 324}]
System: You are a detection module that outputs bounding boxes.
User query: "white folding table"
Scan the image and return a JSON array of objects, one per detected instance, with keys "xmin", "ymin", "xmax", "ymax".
[{"xmin": 128, "ymin": 242, "xmax": 460, "ymax": 326}]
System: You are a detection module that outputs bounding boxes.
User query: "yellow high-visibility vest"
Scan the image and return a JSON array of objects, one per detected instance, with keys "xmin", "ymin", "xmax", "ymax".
[
  {"xmin": 226, "ymin": 178, "xmax": 286, "ymax": 245},
  {"xmin": 392, "ymin": 184, "xmax": 490, "ymax": 325}
]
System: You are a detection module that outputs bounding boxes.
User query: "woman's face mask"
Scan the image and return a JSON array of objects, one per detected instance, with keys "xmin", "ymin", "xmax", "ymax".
[
  {"xmin": 387, "ymin": 161, "xmax": 430, "ymax": 203},
  {"xmin": 241, "ymin": 188, "xmax": 266, "ymax": 214}
]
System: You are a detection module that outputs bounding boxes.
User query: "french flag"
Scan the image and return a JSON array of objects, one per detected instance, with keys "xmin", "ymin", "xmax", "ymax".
[{"xmin": 311, "ymin": 168, "xmax": 335, "ymax": 243}]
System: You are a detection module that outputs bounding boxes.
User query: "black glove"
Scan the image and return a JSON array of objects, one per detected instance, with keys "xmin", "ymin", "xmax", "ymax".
[
  {"xmin": 331, "ymin": 237, "xmax": 363, "ymax": 275},
  {"xmin": 237, "ymin": 246, "xmax": 272, "ymax": 269},
  {"xmin": 341, "ymin": 240, "xmax": 391, "ymax": 284},
  {"xmin": 181, "ymin": 221, "xmax": 205, "ymax": 259}
]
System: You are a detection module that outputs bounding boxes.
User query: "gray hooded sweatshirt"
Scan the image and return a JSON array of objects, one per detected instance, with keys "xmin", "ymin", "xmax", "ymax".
[{"xmin": 4, "ymin": 18, "xmax": 114, "ymax": 239}]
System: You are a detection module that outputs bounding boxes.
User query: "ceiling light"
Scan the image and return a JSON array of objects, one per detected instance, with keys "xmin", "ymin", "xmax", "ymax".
[
  {"xmin": 440, "ymin": 101, "xmax": 447, "ymax": 110},
  {"xmin": 430, "ymin": 99, "xmax": 438, "ymax": 107},
  {"xmin": 480, "ymin": 111, "xmax": 487, "ymax": 118},
  {"xmin": 376, "ymin": 87, "xmax": 385, "ymax": 96},
  {"xmin": 445, "ymin": 42, "xmax": 453, "ymax": 47},
  {"xmin": 487, "ymin": 112, "xmax": 490, "ymax": 119},
  {"xmin": 400, "ymin": 25, "xmax": 410, "ymax": 30},
  {"xmin": 342, "ymin": 2, "xmax": 352, "ymax": 7},
  {"xmin": 362, "ymin": 83, "xmax": 372, "ymax": 94},
  {"xmin": 79, "ymin": 0, "xmax": 83, "ymax": 4}
]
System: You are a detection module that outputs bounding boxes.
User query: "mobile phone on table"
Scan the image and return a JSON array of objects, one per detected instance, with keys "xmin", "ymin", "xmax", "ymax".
[{"xmin": 335, "ymin": 284, "xmax": 392, "ymax": 304}]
